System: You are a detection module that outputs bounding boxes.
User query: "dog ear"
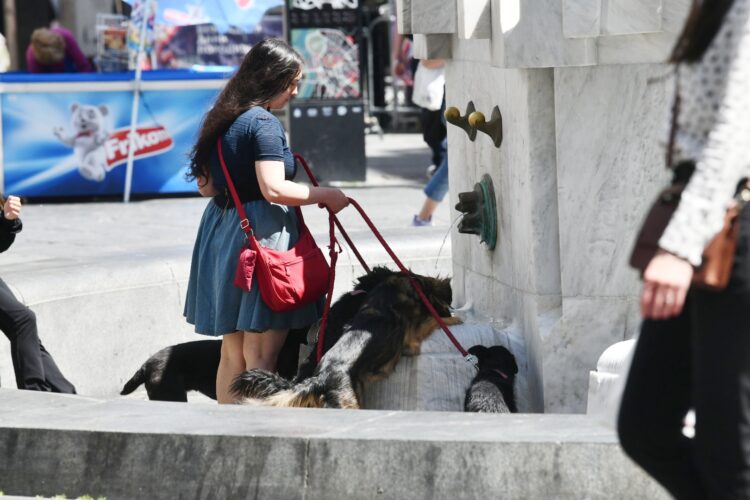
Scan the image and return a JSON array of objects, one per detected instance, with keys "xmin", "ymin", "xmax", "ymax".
[
  {"xmin": 509, "ymin": 356, "xmax": 519, "ymax": 374},
  {"xmin": 98, "ymin": 105, "xmax": 109, "ymax": 116},
  {"xmin": 70, "ymin": 102, "xmax": 79, "ymax": 112},
  {"xmin": 354, "ymin": 266, "xmax": 395, "ymax": 291},
  {"xmin": 468, "ymin": 345, "xmax": 487, "ymax": 357},
  {"xmin": 490, "ymin": 346, "xmax": 519, "ymax": 374}
]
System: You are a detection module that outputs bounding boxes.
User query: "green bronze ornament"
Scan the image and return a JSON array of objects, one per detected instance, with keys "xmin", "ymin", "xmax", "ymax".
[{"xmin": 455, "ymin": 174, "xmax": 497, "ymax": 250}]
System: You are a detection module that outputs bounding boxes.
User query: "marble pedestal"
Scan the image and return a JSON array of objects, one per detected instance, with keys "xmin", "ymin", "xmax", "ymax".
[
  {"xmin": 586, "ymin": 339, "xmax": 635, "ymax": 423},
  {"xmin": 398, "ymin": 0, "xmax": 689, "ymax": 413}
]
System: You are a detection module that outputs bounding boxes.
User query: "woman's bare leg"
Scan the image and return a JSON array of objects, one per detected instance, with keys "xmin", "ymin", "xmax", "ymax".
[
  {"xmin": 216, "ymin": 331, "xmax": 245, "ymax": 404},
  {"xmin": 243, "ymin": 329, "xmax": 289, "ymax": 372}
]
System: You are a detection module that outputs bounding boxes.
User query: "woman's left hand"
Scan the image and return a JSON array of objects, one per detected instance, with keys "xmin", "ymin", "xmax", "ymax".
[
  {"xmin": 3, "ymin": 195, "xmax": 21, "ymax": 220},
  {"xmin": 641, "ymin": 249, "xmax": 694, "ymax": 320}
]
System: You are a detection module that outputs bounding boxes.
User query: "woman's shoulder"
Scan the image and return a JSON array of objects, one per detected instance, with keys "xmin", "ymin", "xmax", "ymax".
[
  {"xmin": 238, "ymin": 107, "xmax": 279, "ymax": 124},
  {"xmin": 232, "ymin": 107, "xmax": 279, "ymax": 132}
]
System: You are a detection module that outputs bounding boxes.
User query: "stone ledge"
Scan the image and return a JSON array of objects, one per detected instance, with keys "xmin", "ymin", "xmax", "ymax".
[
  {"xmin": 0, "ymin": 227, "xmax": 451, "ymax": 397},
  {"xmin": 0, "ymin": 390, "xmax": 668, "ymax": 499}
]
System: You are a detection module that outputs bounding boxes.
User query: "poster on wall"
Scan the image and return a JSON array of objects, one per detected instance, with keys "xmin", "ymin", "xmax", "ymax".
[
  {"xmin": 2, "ymin": 86, "xmax": 219, "ymax": 198},
  {"xmin": 152, "ymin": 0, "xmax": 283, "ymax": 33},
  {"xmin": 291, "ymin": 28, "xmax": 360, "ymax": 99}
]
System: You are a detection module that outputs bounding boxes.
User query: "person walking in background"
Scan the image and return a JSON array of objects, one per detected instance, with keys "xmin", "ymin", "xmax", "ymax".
[
  {"xmin": 26, "ymin": 26, "xmax": 92, "ymax": 73},
  {"xmin": 0, "ymin": 195, "xmax": 76, "ymax": 393},
  {"xmin": 411, "ymin": 57, "xmax": 448, "ymax": 227},
  {"xmin": 412, "ymin": 137, "xmax": 448, "ymax": 227},
  {"xmin": 618, "ymin": 1, "xmax": 750, "ymax": 497},
  {"xmin": 185, "ymin": 39, "xmax": 348, "ymax": 404},
  {"xmin": 412, "ymin": 58, "xmax": 446, "ymax": 177}
]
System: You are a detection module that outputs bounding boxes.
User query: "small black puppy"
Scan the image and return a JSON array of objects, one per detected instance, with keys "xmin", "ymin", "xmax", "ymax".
[
  {"xmin": 464, "ymin": 344, "xmax": 519, "ymax": 413},
  {"xmin": 120, "ymin": 331, "xmax": 305, "ymax": 402},
  {"xmin": 120, "ymin": 340, "xmax": 221, "ymax": 402}
]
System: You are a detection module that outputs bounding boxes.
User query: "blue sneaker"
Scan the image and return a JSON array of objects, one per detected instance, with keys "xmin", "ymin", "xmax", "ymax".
[{"xmin": 411, "ymin": 215, "xmax": 433, "ymax": 227}]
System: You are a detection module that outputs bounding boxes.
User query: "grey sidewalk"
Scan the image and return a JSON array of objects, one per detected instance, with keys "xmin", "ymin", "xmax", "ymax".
[
  {"xmin": 0, "ymin": 133, "xmax": 454, "ymax": 396},
  {"xmin": 0, "ymin": 133, "xmax": 449, "ymax": 273}
]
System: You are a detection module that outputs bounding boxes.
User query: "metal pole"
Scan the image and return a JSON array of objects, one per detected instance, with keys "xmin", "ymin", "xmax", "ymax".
[
  {"xmin": 365, "ymin": 16, "xmax": 390, "ymax": 117},
  {"xmin": 123, "ymin": 0, "xmax": 151, "ymax": 203}
]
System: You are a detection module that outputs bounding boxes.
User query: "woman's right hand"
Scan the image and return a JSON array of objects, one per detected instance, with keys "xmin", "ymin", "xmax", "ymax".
[
  {"xmin": 641, "ymin": 249, "xmax": 694, "ymax": 320},
  {"xmin": 320, "ymin": 188, "xmax": 349, "ymax": 214}
]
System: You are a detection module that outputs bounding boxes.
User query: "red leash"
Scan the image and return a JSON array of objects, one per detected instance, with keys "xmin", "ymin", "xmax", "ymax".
[
  {"xmin": 345, "ymin": 198, "xmax": 470, "ymax": 359},
  {"xmin": 294, "ymin": 154, "xmax": 472, "ymax": 364},
  {"xmin": 294, "ymin": 154, "xmax": 370, "ymax": 274}
]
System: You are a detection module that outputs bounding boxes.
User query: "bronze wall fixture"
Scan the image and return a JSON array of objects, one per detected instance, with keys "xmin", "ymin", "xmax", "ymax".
[
  {"xmin": 468, "ymin": 106, "xmax": 503, "ymax": 148},
  {"xmin": 444, "ymin": 102, "xmax": 478, "ymax": 141},
  {"xmin": 445, "ymin": 103, "xmax": 503, "ymax": 148},
  {"xmin": 455, "ymin": 174, "xmax": 497, "ymax": 250}
]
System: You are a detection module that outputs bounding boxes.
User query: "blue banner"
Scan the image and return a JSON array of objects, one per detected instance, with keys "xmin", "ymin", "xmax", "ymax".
[
  {"xmin": 126, "ymin": 0, "xmax": 283, "ymax": 33},
  {"xmin": 2, "ymin": 85, "xmax": 220, "ymax": 197}
]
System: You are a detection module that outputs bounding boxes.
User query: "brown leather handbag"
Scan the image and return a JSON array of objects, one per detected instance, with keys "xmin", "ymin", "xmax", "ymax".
[{"xmin": 629, "ymin": 180, "xmax": 749, "ymax": 291}]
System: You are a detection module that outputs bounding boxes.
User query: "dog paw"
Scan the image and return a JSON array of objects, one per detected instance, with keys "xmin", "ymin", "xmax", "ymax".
[{"xmin": 443, "ymin": 316, "xmax": 463, "ymax": 326}]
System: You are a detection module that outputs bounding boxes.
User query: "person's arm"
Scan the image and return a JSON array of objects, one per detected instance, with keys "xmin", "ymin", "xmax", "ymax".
[
  {"xmin": 0, "ymin": 196, "xmax": 23, "ymax": 253},
  {"xmin": 58, "ymin": 28, "xmax": 92, "ymax": 72},
  {"xmin": 255, "ymin": 161, "xmax": 348, "ymax": 213},
  {"xmin": 251, "ymin": 115, "xmax": 348, "ymax": 213},
  {"xmin": 642, "ymin": 6, "xmax": 750, "ymax": 320}
]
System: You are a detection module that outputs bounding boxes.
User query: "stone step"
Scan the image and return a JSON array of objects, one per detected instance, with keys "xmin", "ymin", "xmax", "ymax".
[{"xmin": 0, "ymin": 389, "xmax": 668, "ymax": 500}]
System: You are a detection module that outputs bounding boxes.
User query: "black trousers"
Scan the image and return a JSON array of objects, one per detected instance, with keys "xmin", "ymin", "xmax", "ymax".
[
  {"xmin": 0, "ymin": 278, "xmax": 75, "ymax": 393},
  {"xmin": 618, "ymin": 207, "xmax": 750, "ymax": 499},
  {"xmin": 421, "ymin": 107, "xmax": 447, "ymax": 168}
]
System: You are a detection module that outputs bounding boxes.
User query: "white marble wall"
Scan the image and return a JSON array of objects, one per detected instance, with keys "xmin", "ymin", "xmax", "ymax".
[
  {"xmin": 400, "ymin": 0, "xmax": 689, "ymax": 413},
  {"xmin": 447, "ymin": 62, "xmax": 559, "ymax": 412}
]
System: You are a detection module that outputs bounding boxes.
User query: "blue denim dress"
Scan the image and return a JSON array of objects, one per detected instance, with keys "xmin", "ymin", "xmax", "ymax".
[{"xmin": 184, "ymin": 108, "xmax": 322, "ymax": 336}]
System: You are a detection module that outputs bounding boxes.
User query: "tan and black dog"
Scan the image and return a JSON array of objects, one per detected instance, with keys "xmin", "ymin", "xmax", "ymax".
[{"xmin": 231, "ymin": 271, "xmax": 459, "ymax": 409}]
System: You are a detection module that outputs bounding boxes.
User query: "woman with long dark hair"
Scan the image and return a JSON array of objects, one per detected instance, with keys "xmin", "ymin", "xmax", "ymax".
[
  {"xmin": 618, "ymin": 1, "xmax": 750, "ymax": 497},
  {"xmin": 184, "ymin": 39, "xmax": 348, "ymax": 404}
]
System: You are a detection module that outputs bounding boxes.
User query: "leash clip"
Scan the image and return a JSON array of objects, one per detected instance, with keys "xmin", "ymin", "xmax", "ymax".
[{"xmin": 464, "ymin": 354, "xmax": 478, "ymax": 368}]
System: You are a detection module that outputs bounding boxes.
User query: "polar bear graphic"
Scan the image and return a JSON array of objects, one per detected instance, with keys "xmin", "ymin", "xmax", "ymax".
[{"xmin": 54, "ymin": 103, "xmax": 111, "ymax": 182}]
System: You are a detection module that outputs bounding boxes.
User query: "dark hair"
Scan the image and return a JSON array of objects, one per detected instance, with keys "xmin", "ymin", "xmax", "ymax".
[
  {"xmin": 670, "ymin": 0, "xmax": 734, "ymax": 63},
  {"xmin": 188, "ymin": 38, "xmax": 303, "ymax": 180}
]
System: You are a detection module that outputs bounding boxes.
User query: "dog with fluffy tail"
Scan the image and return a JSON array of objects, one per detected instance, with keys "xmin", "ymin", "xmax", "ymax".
[{"xmin": 231, "ymin": 272, "xmax": 458, "ymax": 409}]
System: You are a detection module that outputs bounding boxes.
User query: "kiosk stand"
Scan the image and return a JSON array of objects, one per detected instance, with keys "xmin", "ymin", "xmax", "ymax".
[{"xmin": 288, "ymin": 0, "xmax": 366, "ymax": 182}]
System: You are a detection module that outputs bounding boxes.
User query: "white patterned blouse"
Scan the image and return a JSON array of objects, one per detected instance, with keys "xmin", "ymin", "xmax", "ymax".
[{"xmin": 660, "ymin": 0, "xmax": 750, "ymax": 266}]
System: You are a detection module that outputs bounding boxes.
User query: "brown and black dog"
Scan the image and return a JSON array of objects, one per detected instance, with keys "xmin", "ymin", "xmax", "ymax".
[{"xmin": 231, "ymin": 270, "xmax": 459, "ymax": 408}]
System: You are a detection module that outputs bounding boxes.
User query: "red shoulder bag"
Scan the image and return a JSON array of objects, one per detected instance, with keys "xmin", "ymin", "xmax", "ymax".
[{"xmin": 217, "ymin": 138, "xmax": 330, "ymax": 312}]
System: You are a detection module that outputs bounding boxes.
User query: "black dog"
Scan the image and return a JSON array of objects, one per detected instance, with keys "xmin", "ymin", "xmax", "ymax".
[
  {"xmin": 231, "ymin": 272, "xmax": 459, "ymax": 408},
  {"xmin": 120, "ymin": 340, "xmax": 221, "ymax": 402},
  {"xmin": 464, "ymin": 345, "xmax": 519, "ymax": 413},
  {"xmin": 119, "ymin": 330, "xmax": 305, "ymax": 402}
]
